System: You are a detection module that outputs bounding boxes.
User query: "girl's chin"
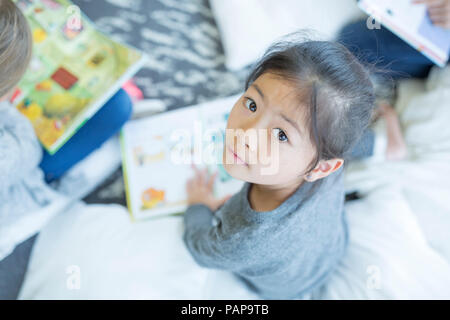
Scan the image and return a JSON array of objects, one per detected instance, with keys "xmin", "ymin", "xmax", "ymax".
[
  {"xmin": 224, "ymin": 164, "xmax": 277, "ymax": 185},
  {"xmin": 223, "ymin": 162, "xmax": 248, "ymax": 179}
]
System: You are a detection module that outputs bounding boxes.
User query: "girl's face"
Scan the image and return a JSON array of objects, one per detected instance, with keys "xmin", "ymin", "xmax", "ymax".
[{"xmin": 223, "ymin": 72, "xmax": 316, "ymax": 185}]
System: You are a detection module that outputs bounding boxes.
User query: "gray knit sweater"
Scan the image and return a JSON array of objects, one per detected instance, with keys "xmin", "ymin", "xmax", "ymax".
[
  {"xmin": 0, "ymin": 101, "xmax": 59, "ymax": 259},
  {"xmin": 183, "ymin": 167, "xmax": 348, "ymax": 300}
]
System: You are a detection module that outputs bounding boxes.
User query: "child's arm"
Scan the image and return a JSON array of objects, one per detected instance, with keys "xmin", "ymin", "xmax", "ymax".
[
  {"xmin": 0, "ymin": 104, "xmax": 43, "ymax": 189},
  {"xmin": 183, "ymin": 203, "xmax": 245, "ymax": 270}
]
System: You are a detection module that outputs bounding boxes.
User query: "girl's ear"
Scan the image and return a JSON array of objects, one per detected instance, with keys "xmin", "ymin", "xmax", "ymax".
[{"xmin": 304, "ymin": 158, "xmax": 344, "ymax": 182}]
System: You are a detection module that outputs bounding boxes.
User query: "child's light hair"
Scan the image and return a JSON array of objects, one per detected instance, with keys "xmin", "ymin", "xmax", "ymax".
[{"xmin": 0, "ymin": 0, "xmax": 32, "ymax": 98}]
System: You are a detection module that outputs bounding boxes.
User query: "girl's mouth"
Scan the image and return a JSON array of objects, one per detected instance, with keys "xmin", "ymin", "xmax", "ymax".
[{"xmin": 227, "ymin": 145, "xmax": 248, "ymax": 166}]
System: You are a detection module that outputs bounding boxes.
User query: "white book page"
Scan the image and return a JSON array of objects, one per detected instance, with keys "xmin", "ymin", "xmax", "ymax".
[
  {"xmin": 122, "ymin": 107, "xmax": 199, "ymax": 220},
  {"xmin": 373, "ymin": 0, "xmax": 425, "ymax": 30},
  {"xmin": 121, "ymin": 94, "xmax": 245, "ymax": 220}
]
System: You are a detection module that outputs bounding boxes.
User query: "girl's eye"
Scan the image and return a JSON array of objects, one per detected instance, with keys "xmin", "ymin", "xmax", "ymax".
[
  {"xmin": 273, "ymin": 128, "xmax": 288, "ymax": 142},
  {"xmin": 244, "ymin": 97, "xmax": 257, "ymax": 112}
]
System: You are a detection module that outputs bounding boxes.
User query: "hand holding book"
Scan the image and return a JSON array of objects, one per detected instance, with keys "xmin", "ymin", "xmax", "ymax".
[
  {"xmin": 358, "ymin": 0, "xmax": 450, "ymax": 66},
  {"xmin": 413, "ymin": 0, "xmax": 450, "ymax": 29},
  {"xmin": 186, "ymin": 163, "xmax": 232, "ymax": 212}
]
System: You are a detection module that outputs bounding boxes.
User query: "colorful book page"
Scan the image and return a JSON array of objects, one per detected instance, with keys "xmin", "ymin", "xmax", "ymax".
[{"xmin": 12, "ymin": 0, "xmax": 146, "ymax": 154}]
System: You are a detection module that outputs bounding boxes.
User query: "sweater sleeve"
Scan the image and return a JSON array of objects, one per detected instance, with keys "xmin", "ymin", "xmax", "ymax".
[
  {"xmin": 0, "ymin": 104, "xmax": 43, "ymax": 190},
  {"xmin": 182, "ymin": 203, "xmax": 245, "ymax": 271}
]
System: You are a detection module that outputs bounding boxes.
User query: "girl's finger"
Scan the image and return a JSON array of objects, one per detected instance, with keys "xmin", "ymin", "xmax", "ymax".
[
  {"xmin": 195, "ymin": 170, "xmax": 203, "ymax": 184},
  {"xmin": 429, "ymin": 13, "xmax": 448, "ymax": 24},
  {"xmin": 413, "ymin": 0, "xmax": 445, "ymax": 6},
  {"xmin": 200, "ymin": 167, "xmax": 208, "ymax": 184},
  {"xmin": 191, "ymin": 164, "xmax": 205, "ymax": 183},
  {"xmin": 434, "ymin": 21, "xmax": 450, "ymax": 28},
  {"xmin": 191, "ymin": 163, "xmax": 200, "ymax": 173},
  {"xmin": 427, "ymin": 5, "xmax": 448, "ymax": 13},
  {"xmin": 428, "ymin": 5, "xmax": 449, "ymax": 14},
  {"xmin": 207, "ymin": 171, "xmax": 218, "ymax": 190}
]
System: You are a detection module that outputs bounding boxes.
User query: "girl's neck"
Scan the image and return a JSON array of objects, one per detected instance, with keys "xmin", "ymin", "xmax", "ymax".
[{"xmin": 249, "ymin": 179, "xmax": 305, "ymax": 212}]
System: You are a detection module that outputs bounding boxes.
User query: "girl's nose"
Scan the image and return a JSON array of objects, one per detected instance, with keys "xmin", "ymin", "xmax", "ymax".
[
  {"xmin": 238, "ymin": 114, "xmax": 270, "ymax": 152},
  {"xmin": 236, "ymin": 129, "xmax": 258, "ymax": 156},
  {"xmin": 234, "ymin": 136, "xmax": 250, "ymax": 150}
]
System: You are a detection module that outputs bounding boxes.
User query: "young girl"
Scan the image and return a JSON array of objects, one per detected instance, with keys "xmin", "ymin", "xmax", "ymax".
[{"xmin": 184, "ymin": 37, "xmax": 376, "ymax": 299}]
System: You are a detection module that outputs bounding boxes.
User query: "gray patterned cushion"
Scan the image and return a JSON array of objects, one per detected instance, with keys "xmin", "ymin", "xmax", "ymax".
[
  {"xmin": 72, "ymin": 0, "xmax": 249, "ymax": 204},
  {"xmin": 73, "ymin": 0, "xmax": 249, "ymax": 109}
]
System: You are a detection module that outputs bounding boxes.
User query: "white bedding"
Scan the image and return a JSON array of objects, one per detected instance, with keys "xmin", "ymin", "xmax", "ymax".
[
  {"xmin": 19, "ymin": 66, "xmax": 450, "ymax": 299},
  {"xmin": 0, "ymin": 131, "xmax": 122, "ymax": 261}
]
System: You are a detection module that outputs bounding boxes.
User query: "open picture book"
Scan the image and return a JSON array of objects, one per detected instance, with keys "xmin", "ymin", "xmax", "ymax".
[
  {"xmin": 358, "ymin": 0, "xmax": 450, "ymax": 67},
  {"xmin": 120, "ymin": 94, "xmax": 245, "ymax": 221},
  {"xmin": 11, "ymin": 0, "xmax": 146, "ymax": 154}
]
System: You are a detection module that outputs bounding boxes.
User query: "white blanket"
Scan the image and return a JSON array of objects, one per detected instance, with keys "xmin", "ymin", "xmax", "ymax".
[
  {"xmin": 19, "ymin": 66, "xmax": 450, "ymax": 299},
  {"xmin": 0, "ymin": 129, "xmax": 121, "ymax": 261}
]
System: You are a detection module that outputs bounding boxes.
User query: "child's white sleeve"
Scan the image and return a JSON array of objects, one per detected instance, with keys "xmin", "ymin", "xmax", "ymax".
[{"xmin": 0, "ymin": 103, "xmax": 43, "ymax": 189}]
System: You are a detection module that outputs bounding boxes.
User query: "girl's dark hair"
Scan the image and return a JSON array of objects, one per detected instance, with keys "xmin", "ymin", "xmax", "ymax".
[
  {"xmin": 0, "ymin": 0, "xmax": 33, "ymax": 98},
  {"xmin": 245, "ymin": 32, "xmax": 376, "ymax": 175}
]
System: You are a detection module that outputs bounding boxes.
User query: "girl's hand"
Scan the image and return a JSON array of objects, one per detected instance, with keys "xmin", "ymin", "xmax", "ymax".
[
  {"xmin": 413, "ymin": 0, "xmax": 450, "ymax": 29},
  {"xmin": 186, "ymin": 163, "xmax": 232, "ymax": 212}
]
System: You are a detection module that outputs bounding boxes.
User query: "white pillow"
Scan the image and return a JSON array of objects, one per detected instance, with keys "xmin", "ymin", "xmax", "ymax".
[{"xmin": 210, "ymin": 0, "xmax": 365, "ymax": 71}]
